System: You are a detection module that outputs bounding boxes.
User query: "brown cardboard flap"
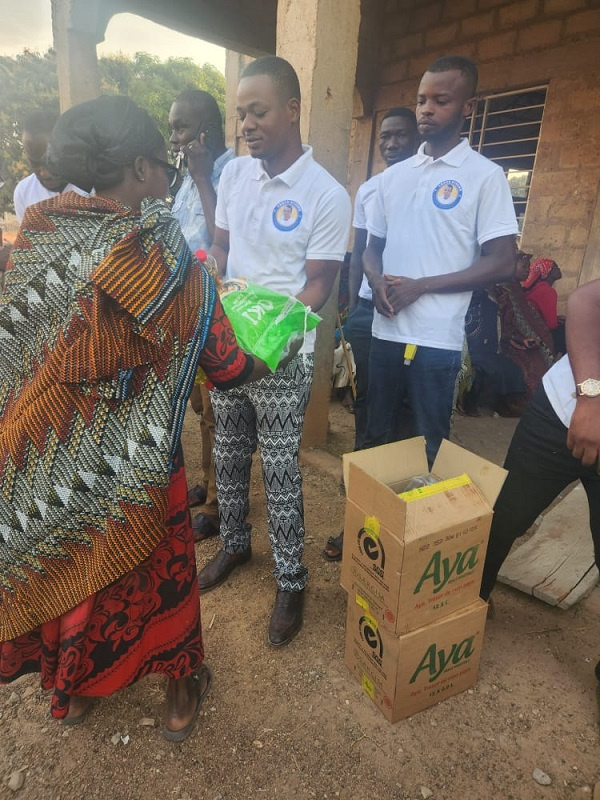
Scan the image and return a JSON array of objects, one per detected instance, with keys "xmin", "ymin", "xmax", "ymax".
[
  {"xmin": 347, "ymin": 461, "xmax": 408, "ymax": 532},
  {"xmin": 433, "ymin": 439, "xmax": 507, "ymax": 507},
  {"xmin": 402, "ymin": 483, "xmax": 489, "ymax": 542},
  {"xmin": 343, "ymin": 437, "xmax": 428, "ymax": 494}
]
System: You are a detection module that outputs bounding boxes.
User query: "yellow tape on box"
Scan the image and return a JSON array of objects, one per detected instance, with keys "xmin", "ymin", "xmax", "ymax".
[{"xmin": 398, "ymin": 473, "xmax": 471, "ymax": 501}]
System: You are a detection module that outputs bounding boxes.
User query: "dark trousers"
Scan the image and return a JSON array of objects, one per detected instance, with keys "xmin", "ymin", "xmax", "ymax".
[
  {"xmin": 365, "ymin": 338, "xmax": 461, "ymax": 467},
  {"xmin": 345, "ymin": 298, "xmax": 373, "ymax": 450},
  {"xmin": 480, "ymin": 383, "xmax": 600, "ymax": 599}
]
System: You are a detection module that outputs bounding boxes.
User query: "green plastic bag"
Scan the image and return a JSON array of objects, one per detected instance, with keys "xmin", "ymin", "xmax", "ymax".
[{"xmin": 220, "ymin": 279, "xmax": 321, "ymax": 371}]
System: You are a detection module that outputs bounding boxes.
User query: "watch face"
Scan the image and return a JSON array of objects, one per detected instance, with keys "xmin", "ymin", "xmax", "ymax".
[{"xmin": 579, "ymin": 378, "xmax": 600, "ymax": 397}]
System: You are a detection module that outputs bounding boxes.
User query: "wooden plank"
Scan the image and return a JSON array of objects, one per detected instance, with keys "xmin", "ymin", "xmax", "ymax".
[
  {"xmin": 552, "ymin": 565, "xmax": 599, "ymax": 610},
  {"xmin": 497, "ymin": 482, "xmax": 598, "ymax": 607}
]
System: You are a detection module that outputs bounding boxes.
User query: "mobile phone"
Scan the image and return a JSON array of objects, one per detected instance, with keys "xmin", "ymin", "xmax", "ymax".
[
  {"xmin": 199, "ymin": 124, "xmax": 216, "ymax": 153},
  {"xmin": 175, "ymin": 124, "xmax": 215, "ymax": 170}
]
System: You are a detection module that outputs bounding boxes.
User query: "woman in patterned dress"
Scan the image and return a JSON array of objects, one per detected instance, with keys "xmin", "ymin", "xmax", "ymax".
[{"xmin": 0, "ymin": 96, "xmax": 277, "ymax": 741}]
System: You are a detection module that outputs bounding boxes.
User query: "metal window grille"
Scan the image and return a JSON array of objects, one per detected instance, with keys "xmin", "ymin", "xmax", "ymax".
[{"xmin": 463, "ymin": 86, "xmax": 548, "ymax": 232}]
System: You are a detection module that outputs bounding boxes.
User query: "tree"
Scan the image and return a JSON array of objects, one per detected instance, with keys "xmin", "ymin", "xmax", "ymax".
[
  {"xmin": 0, "ymin": 49, "xmax": 225, "ymax": 216},
  {"xmin": 99, "ymin": 52, "xmax": 226, "ymax": 142},
  {"xmin": 0, "ymin": 50, "xmax": 60, "ymax": 215}
]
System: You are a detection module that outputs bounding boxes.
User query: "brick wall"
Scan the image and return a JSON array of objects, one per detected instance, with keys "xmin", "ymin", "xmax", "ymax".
[{"xmin": 351, "ymin": 0, "xmax": 600, "ymax": 296}]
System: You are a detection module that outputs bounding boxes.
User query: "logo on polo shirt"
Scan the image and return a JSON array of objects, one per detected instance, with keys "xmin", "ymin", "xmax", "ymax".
[
  {"xmin": 273, "ymin": 200, "xmax": 302, "ymax": 231},
  {"xmin": 432, "ymin": 180, "xmax": 463, "ymax": 210}
]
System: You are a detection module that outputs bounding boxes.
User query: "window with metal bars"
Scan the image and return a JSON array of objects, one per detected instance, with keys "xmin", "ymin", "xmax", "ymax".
[{"xmin": 463, "ymin": 86, "xmax": 547, "ymax": 232}]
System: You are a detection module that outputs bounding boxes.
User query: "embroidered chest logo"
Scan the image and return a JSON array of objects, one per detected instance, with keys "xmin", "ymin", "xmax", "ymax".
[
  {"xmin": 273, "ymin": 200, "xmax": 302, "ymax": 231},
  {"xmin": 432, "ymin": 180, "xmax": 463, "ymax": 210}
]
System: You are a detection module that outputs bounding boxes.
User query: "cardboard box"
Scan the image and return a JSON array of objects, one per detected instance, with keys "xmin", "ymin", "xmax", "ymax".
[
  {"xmin": 340, "ymin": 438, "xmax": 506, "ymax": 634},
  {"xmin": 344, "ymin": 597, "xmax": 488, "ymax": 723}
]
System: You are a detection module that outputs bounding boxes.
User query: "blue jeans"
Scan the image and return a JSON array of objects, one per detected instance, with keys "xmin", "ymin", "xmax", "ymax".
[
  {"xmin": 364, "ymin": 338, "xmax": 461, "ymax": 466},
  {"xmin": 345, "ymin": 299, "xmax": 373, "ymax": 450}
]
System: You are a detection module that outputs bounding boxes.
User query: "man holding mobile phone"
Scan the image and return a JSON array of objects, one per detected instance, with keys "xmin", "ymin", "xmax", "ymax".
[
  {"xmin": 169, "ymin": 90, "xmax": 236, "ymax": 542},
  {"xmin": 169, "ymin": 89, "xmax": 234, "ymax": 253}
]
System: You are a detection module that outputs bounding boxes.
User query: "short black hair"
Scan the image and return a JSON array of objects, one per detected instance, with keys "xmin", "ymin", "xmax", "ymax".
[
  {"xmin": 174, "ymin": 89, "xmax": 223, "ymax": 128},
  {"xmin": 381, "ymin": 107, "xmax": 417, "ymax": 128},
  {"xmin": 426, "ymin": 56, "xmax": 478, "ymax": 97},
  {"xmin": 46, "ymin": 95, "xmax": 164, "ymax": 193},
  {"xmin": 241, "ymin": 56, "xmax": 301, "ymax": 103},
  {"xmin": 22, "ymin": 110, "xmax": 59, "ymax": 138}
]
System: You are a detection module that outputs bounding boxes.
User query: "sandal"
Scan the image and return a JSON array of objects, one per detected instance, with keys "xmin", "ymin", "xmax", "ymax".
[
  {"xmin": 322, "ymin": 532, "xmax": 343, "ymax": 562},
  {"xmin": 163, "ymin": 665, "xmax": 212, "ymax": 743},
  {"xmin": 62, "ymin": 697, "xmax": 95, "ymax": 726}
]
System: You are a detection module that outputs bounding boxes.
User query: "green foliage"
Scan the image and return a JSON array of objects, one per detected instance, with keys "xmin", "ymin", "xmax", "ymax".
[
  {"xmin": 0, "ymin": 49, "xmax": 225, "ymax": 216},
  {"xmin": 98, "ymin": 52, "xmax": 225, "ymax": 142},
  {"xmin": 0, "ymin": 50, "xmax": 61, "ymax": 216}
]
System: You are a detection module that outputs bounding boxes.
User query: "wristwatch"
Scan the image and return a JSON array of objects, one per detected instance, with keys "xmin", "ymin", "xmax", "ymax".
[{"xmin": 575, "ymin": 378, "xmax": 600, "ymax": 397}]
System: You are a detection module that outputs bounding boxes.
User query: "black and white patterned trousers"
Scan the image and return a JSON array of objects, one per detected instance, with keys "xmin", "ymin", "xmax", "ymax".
[{"xmin": 210, "ymin": 354, "xmax": 314, "ymax": 591}]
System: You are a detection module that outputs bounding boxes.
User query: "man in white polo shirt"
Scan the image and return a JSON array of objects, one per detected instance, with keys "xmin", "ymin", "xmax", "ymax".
[
  {"xmin": 348, "ymin": 107, "xmax": 419, "ymax": 453},
  {"xmin": 197, "ymin": 56, "xmax": 351, "ymax": 646},
  {"xmin": 322, "ymin": 106, "xmax": 419, "ymax": 563},
  {"xmin": 14, "ymin": 111, "xmax": 86, "ymax": 223},
  {"xmin": 479, "ymin": 278, "xmax": 600, "ymax": 684},
  {"xmin": 363, "ymin": 56, "xmax": 518, "ymax": 466}
]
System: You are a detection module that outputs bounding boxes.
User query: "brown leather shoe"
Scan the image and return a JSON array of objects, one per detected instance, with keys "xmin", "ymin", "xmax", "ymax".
[
  {"xmin": 192, "ymin": 512, "xmax": 219, "ymax": 542},
  {"xmin": 197, "ymin": 547, "xmax": 252, "ymax": 592},
  {"xmin": 268, "ymin": 588, "xmax": 304, "ymax": 647},
  {"xmin": 187, "ymin": 484, "xmax": 208, "ymax": 508}
]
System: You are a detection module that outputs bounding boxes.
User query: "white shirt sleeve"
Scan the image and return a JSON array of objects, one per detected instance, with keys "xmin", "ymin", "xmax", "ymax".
[
  {"xmin": 13, "ymin": 181, "xmax": 26, "ymax": 224},
  {"xmin": 476, "ymin": 167, "xmax": 519, "ymax": 246},
  {"xmin": 353, "ymin": 183, "xmax": 367, "ymax": 230},
  {"xmin": 366, "ymin": 172, "xmax": 387, "ymax": 239},
  {"xmin": 305, "ymin": 185, "xmax": 351, "ymax": 261}
]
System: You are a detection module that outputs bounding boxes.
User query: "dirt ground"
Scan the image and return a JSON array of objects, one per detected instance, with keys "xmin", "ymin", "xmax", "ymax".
[{"xmin": 1, "ymin": 398, "xmax": 599, "ymax": 800}]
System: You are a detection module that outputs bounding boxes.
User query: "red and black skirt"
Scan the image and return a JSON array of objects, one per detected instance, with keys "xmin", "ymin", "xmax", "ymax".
[{"xmin": 0, "ymin": 450, "xmax": 203, "ymax": 719}]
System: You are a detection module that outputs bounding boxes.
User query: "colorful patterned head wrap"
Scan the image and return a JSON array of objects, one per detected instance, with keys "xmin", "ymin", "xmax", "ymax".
[{"xmin": 521, "ymin": 258, "xmax": 556, "ymax": 289}]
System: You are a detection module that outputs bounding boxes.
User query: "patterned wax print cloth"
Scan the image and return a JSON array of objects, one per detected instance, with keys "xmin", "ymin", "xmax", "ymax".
[{"xmin": 0, "ymin": 193, "xmax": 218, "ymax": 643}]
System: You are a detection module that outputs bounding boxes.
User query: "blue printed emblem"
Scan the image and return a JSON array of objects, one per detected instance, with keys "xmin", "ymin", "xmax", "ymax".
[
  {"xmin": 273, "ymin": 200, "xmax": 302, "ymax": 231},
  {"xmin": 432, "ymin": 180, "xmax": 463, "ymax": 210}
]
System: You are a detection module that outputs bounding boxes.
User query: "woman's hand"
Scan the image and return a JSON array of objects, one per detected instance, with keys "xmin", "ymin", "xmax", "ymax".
[
  {"xmin": 243, "ymin": 338, "xmax": 303, "ymax": 384},
  {"xmin": 278, "ymin": 337, "xmax": 303, "ymax": 370}
]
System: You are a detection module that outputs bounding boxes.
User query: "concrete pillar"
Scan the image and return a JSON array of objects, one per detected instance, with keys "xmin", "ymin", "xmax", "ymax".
[
  {"xmin": 277, "ymin": 0, "xmax": 361, "ymax": 447},
  {"xmin": 52, "ymin": 0, "xmax": 101, "ymax": 111},
  {"xmin": 224, "ymin": 51, "xmax": 253, "ymax": 153}
]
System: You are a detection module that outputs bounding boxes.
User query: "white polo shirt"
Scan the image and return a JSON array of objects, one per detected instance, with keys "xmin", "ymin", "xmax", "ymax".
[
  {"xmin": 14, "ymin": 173, "xmax": 87, "ymax": 223},
  {"xmin": 367, "ymin": 139, "xmax": 518, "ymax": 351},
  {"xmin": 353, "ymin": 173, "xmax": 382, "ymax": 303},
  {"xmin": 215, "ymin": 145, "xmax": 351, "ymax": 353}
]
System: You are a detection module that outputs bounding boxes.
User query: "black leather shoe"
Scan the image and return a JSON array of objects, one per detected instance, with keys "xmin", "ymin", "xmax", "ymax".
[
  {"xmin": 192, "ymin": 512, "xmax": 219, "ymax": 542},
  {"xmin": 197, "ymin": 547, "xmax": 252, "ymax": 592},
  {"xmin": 268, "ymin": 588, "xmax": 304, "ymax": 646},
  {"xmin": 187, "ymin": 484, "xmax": 208, "ymax": 509}
]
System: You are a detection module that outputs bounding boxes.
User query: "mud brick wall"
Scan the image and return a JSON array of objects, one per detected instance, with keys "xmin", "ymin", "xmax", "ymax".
[{"xmin": 350, "ymin": 0, "xmax": 600, "ymax": 296}]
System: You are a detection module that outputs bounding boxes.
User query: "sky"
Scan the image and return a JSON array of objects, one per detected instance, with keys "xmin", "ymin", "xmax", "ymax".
[{"xmin": 0, "ymin": 0, "xmax": 226, "ymax": 72}]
